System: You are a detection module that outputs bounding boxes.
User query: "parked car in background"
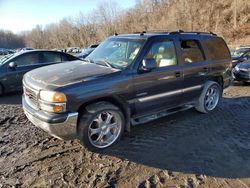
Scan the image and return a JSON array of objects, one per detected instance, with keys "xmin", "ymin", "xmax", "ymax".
[
  {"xmin": 76, "ymin": 44, "xmax": 98, "ymax": 59},
  {"xmin": 231, "ymin": 47, "xmax": 250, "ymax": 67},
  {"xmin": 76, "ymin": 47, "xmax": 96, "ymax": 59},
  {"xmin": 0, "ymin": 50, "xmax": 80, "ymax": 95},
  {"xmin": 20, "ymin": 47, "xmax": 34, "ymax": 52},
  {"xmin": 0, "ymin": 48, "xmax": 15, "ymax": 55},
  {"xmin": 232, "ymin": 60, "xmax": 250, "ymax": 83},
  {"xmin": 22, "ymin": 31, "xmax": 231, "ymax": 150}
]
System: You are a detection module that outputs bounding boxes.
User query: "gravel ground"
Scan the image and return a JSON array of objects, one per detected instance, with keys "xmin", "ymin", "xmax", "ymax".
[{"xmin": 0, "ymin": 83, "xmax": 249, "ymax": 188}]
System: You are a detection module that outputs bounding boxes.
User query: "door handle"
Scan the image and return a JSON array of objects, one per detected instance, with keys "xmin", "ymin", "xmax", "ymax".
[{"xmin": 175, "ymin": 71, "xmax": 181, "ymax": 77}]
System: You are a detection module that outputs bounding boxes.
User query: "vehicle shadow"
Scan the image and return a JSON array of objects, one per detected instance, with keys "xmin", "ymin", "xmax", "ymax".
[
  {"xmin": 0, "ymin": 92, "xmax": 22, "ymax": 105},
  {"xmin": 231, "ymin": 81, "xmax": 250, "ymax": 86},
  {"xmin": 100, "ymin": 96, "xmax": 250, "ymax": 179}
]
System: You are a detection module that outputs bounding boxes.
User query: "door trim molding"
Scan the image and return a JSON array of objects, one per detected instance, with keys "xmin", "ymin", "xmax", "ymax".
[{"xmin": 129, "ymin": 84, "xmax": 203, "ymax": 103}]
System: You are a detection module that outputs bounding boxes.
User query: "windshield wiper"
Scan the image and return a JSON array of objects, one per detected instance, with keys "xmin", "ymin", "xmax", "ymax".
[
  {"xmin": 84, "ymin": 58, "xmax": 119, "ymax": 69},
  {"xmin": 95, "ymin": 60, "xmax": 113, "ymax": 68},
  {"xmin": 82, "ymin": 58, "xmax": 93, "ymax": 63}
]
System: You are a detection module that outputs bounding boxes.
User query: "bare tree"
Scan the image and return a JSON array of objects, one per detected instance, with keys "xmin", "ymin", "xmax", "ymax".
[{"xmin": 23, "ymin": 0, "xmax": 250, "ymax": 49}]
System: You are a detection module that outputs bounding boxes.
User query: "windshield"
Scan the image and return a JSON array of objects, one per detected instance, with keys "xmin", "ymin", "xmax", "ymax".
[
  {"xmin": 0, "ymin": 53, "xmax": 15, "ymax": 65},
  {"xmin": 87, "ymin": 38, "xmax": 145, "ymax": 69}
]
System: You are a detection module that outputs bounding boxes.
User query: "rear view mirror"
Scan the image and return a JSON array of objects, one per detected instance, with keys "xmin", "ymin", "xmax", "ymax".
[
  {"xmin": 9, "ymin": 62, "xmax": 17, "ymax": 69},
  {"xmin": 139, "ymin": 58, "xmax": 157, "ymax": 73}
]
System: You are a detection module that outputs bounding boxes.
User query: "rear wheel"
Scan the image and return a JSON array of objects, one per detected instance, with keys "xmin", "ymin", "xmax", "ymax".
[
  {"xmin": 195, "ymin": 81, "xmax": 221, "ymax": 113},
  {"xmin": 78, "ymin": 101, "xmax": 125, "ymax": 151}
]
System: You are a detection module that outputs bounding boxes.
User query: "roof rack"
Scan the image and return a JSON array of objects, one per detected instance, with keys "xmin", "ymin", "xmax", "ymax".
[
  {"xmin": 132, "ymin": 30, "xmax": 217, "ymax": 36},
  {"xmin": 169, "ymin": 31, "xmax": 217, "ymax": 36}
]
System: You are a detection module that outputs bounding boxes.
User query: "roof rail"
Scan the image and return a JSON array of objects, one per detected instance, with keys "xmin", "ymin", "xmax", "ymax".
[
  {"xmin": 170, "ymin": 31, "xmax": 217, "ymax": 36},
  {"xmin": 131, "ymin": 30, "xmax": 217, "ymax": 36}
]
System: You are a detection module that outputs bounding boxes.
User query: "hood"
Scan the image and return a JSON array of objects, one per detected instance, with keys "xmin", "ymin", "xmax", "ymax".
[
  {"xmin": 238, "ymin": 61, "xmax": 250, "ymax": 69},
  {"xmin": 24, "ymin": 60, "xmax": 119, "ymax": 89}
]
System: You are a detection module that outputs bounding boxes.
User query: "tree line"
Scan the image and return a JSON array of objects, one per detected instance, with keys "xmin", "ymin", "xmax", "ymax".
[
  {"xmin": 0, "ymin": 30, "xmax": 25, "ymax": 49},
  {"xmin": 1, "ymin": 0, "xmax": 250, "ymax": 49}
]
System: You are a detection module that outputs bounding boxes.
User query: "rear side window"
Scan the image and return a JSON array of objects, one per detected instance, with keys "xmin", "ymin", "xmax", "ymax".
[
  {"xmin": 204, "ymin": 38, "xmax": 230, "ymax": 60},
  {"xmin": 41, "ymin": 52, "xmax": 61, "ymax": 63},
  {"xmin": 181, "ymin": 40, "xmax": 205, "ymax": 64}
]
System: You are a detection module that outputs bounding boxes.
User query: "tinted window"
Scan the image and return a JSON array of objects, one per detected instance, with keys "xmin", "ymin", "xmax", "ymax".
[
  {"xmin": 42, "ymin": 52, "xmax": 61, "ymax": 63},
  {"xmin": 181, "ymin": 40, "xmax": 205, "ymax": 64},
  {"xmin": 204, "ymin": 38, "xmax": 230, "ymax": 60},
  {"xmin": 15, "ymin": 53, "xmax": 41, "ymax": 66},
  {"xmin": 146, "ymin": 40, "xmax": 177, "ymax": 67}
]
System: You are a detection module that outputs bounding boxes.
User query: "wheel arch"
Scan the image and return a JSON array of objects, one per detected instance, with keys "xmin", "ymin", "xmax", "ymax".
[
  {"xmin": 77, "ymin": 96, "xmax": 131, "ymax": 132},
  {"xmin": 210, "ymin": 76, "xmax": 223, "ymax": 90}
]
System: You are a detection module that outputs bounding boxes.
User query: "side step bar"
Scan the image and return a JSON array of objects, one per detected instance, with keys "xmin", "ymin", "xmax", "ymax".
[{"xmin": 131, "ymin": 104, "xmax": 194, "ymax": 126}]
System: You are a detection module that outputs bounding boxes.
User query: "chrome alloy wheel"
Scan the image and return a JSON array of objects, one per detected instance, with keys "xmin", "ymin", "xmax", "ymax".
[
  {"xmin": 88, "ymin": 111, "xmax": 122, "ymax": 148},
  {"xmin": 204, "ymin": 85, "xmax": 219, "ymax": 111}
]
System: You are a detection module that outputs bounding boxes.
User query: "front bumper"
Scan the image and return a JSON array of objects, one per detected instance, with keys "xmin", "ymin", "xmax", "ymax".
[{"xmin": 23, "ymin": 96, "xmax": 78, "ymax": 140}]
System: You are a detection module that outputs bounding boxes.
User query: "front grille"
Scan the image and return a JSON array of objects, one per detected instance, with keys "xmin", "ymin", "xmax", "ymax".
[{"xmin": 24, "ymin": 85, "xmax": 39, "ymax": 109}]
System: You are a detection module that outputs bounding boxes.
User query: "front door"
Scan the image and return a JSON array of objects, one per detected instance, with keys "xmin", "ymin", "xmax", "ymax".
[
  {"xmin": 132, "ymin": 38, "xmax": 183, "ymax": 117},
  {"xmin": 8, "ymin": 52, "xmax": 42, "ymax": 90}
]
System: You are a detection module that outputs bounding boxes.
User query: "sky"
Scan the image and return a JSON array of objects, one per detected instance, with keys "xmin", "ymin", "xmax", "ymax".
[{"xmin": 0, "ymin": 0, "xmax": 136, "ymax": 33}]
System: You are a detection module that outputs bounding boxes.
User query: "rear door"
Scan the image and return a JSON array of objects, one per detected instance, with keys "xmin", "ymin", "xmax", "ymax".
[
  {"xmin": 132, "ymin": 37, "xmax": 183, "ymax": 117},
  {"xmin": 179, "ymin": 37, "xmax": 209, "ymax": 103}
]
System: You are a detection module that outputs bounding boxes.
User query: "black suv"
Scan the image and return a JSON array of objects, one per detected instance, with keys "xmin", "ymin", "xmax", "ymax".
[{"xmin": 22, "ymin": 31, "xmax": 231, "ymax": 150}]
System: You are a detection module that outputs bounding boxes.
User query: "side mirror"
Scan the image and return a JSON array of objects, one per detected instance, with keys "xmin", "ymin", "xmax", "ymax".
[
  {"xmin": 9, "ymin": 62, "xmax": 17, "ymax": 69},
  {"xmin": 139, "ymin": 58, "xmax": 157, "ymax": 73}
]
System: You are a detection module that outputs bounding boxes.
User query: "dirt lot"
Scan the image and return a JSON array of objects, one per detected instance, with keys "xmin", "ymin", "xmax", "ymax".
[{"xmin": 0, "ymin": 83, "xmax": 249, "ymax": 188}]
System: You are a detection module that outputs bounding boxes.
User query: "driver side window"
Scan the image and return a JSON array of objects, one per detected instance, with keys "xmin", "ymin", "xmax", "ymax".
[
  {"xmin": 146, "ymin": 41, "xmax": 177, "ymax": 68},
  {"xmin": 15, "ymin": 53, "xmax": 40, "ymax": 66}
]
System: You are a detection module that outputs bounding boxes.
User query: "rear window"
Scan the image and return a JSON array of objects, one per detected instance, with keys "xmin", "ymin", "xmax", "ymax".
[{"xmin": 204, "ymin": 38, "xmax": 230, "ymax": 60}]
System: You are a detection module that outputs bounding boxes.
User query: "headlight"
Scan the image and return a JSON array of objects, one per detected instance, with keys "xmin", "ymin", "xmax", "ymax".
[
  {"xmin": 39, "ymin": 91, "xmax": 67, "ymax": 113},
  {"xmin": 234, "ymin": 66, "xmax": 240, "ymax": 72},
  {"xmin": 40, "ymin": 90, "xmax": 66, "ymax": 102}
]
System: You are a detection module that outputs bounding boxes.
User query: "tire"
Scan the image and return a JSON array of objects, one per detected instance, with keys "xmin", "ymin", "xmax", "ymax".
[
  {"xmin": 78, "ymin": 101, "xmax": 125, "ymax": 151},
  {"xmin": 195, "ymin": 81, "xmax": 221, "ymax": 113}
]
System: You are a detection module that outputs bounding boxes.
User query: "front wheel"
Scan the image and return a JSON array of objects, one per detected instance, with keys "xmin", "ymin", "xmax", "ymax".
[
  {"xmin": 78, "ymin": 101, "xmax": 125, "ymax": 151},
  {"xmin": 195, "ymin": 81, "xmax": 221, "ymax": 113}
]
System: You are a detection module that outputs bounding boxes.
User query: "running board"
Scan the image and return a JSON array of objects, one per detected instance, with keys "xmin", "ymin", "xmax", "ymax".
[{"xmin": 131, "ymin": 104, "xmax": 194, "ymax": 126}]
